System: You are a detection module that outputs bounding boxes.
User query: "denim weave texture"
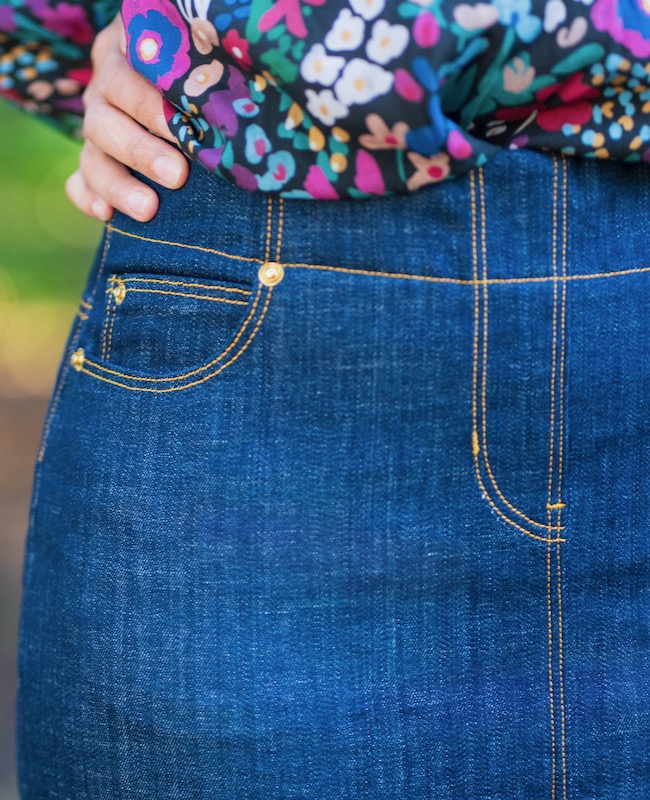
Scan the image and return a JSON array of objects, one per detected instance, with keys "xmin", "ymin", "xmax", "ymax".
[{"xmin": 17, "ymin": 149, "xmax": 650, "ymax": 799}]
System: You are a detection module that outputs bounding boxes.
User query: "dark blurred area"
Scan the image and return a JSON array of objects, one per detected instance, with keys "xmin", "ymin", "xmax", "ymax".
[{"xmin": 0, "ymin": 101, "xmax": 101, "ymax": 799}]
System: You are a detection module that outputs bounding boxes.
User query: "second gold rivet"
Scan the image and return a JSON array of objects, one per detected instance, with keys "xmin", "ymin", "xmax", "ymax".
[
  {"xmin": 70, "ymin": 347, "xmax": 85, "ymax": 371},
  {"xmin": 112, "ymin": 279, "xmax": 126, "ymax": 305}
]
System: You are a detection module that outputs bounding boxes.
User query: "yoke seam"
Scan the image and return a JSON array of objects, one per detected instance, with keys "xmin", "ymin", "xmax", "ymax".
[{"xmin": 106, "ymin": 224, "xmax": 650, "ymax": 286}]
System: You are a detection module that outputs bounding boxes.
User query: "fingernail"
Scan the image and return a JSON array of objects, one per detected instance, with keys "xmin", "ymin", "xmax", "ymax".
[
  {"xmin": 154, "ymin": 155, "xmax": 181, "ymax": 187},
  {"xmin": 92, "ymin": 200, "xmax": 110, "ymax": 221},
  {"xmin": 127, "ymin": 190, "xmax": 152, "ymax": 218}
]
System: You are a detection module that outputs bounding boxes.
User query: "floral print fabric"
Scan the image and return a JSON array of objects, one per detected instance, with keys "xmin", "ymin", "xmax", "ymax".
[{"xmin": 2, "ymin": 0, "xmax": 650, "ymax": 197}]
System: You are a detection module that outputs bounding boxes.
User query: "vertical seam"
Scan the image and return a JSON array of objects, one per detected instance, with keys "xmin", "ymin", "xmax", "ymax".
[
  {"xmin": 37, "ymin": 222, "xmax": 112, "ymax": 463},
  {"xmin": 557, "ymin": 154, "xmax": 569, "ymax": 800},
  {"xmin": 101, "ymin": 275, "xmax": 116, "ymax": 360},
  {"xmin": 546, "ymin": 154, "xmax": 559, "ymax": 518},
  {"xmin": 546, "ymin": 153, "xmax": 560, "ymax": 800},
  {"xmin": 547, "ymin": 543, "xmax": 557, "ymax": 800},
  {"xmin": 265, "ymin": 195, "xmax": 273, "ymax": 263},
  {"xmin": 276, "ymin": 197, "xmax": 285, "ymax": 262},
  {"xmin": 104, "ymin": 291, "xmax": 118, "ymax": 362}
]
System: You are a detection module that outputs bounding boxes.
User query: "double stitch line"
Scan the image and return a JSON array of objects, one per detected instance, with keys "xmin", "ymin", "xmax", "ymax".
[
  {"xmin": 546, "ymin": 153, "xmax": 570, "ymax": 800},
  {"xmin": 79, "ymin": 197, "xmax": 285, "ymax": 393},
  {"xmin": 470, "ymin": 168, "xmax": 564, "ymax": 544},
  {"xmin": 105, "ymin": 224, "xmax": 650, "ymax": 286},
  {"xmin": 100, "ymin": 274, "xmax": 116, "ymax": 360},
  {"xmin": 37, "ymin": 222, "xmax": 112, "ymax": 463},
  {"xmin": 118, "ymin": 288, "xmax": 249, "ymax": 306},
  {"xmin": 79, "ymin": 286, "xmax": 273, "ymax": 393}
]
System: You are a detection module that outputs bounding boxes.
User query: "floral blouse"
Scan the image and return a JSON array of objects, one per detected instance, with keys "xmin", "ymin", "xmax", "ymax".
[{"xmin": 1, "ymin": 0, "xmax": 649, "ymax": 198}]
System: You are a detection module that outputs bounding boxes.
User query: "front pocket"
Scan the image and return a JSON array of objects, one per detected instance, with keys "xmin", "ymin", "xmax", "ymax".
[
  {"xmin": 72, "ymin": 266, "xmax": 278, "ymax": 393},
  {"xmin": 99, "ymin": 273, "xmax": 255, "ymax": 374}
]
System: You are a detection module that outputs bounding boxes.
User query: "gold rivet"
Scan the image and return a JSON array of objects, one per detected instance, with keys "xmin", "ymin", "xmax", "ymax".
[
  {"xmin": 112, "ymin": 279, "xmax": 126, "ymax": 305},
  {"xmin": 258, "ymin": 260, "xmax": 284, "ymax": 287},
  {"xmin": 70, "ymin": 347, "xmax": 85, "ymax": 371}
]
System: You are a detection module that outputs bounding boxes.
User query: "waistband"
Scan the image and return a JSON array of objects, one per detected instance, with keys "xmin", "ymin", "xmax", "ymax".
[{"xmin": 105, "ymin": 149, "xmax": 650, "ymax": 286}]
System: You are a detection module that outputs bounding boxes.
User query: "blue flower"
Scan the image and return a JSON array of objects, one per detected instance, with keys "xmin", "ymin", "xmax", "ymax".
[
  {"xmin": 123, "ymin": 0, "xmax": 191, "ymax": 91},
  {"xmin": 213, "ymin": 0, "xmax": 251, "ymax": 32},
  {"xmin": 257, "ymin": 151, "xmax": 296, "ymax": 191},
  {"xmin": 245, "ymin": 123, "xmax": 271, "ymax": 163},
  {"xmin": 491, "ymin": 0, "xmax": 542, "ymax": 42}
]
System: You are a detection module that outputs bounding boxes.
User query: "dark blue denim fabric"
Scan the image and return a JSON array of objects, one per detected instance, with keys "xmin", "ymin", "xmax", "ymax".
[{"xmin": 17, "ymin": 150, "xmax": 650, "ymax": 799}]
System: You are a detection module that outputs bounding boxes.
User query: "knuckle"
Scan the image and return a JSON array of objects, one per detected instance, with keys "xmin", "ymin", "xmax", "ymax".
[
  {"xmin": 95, "ymin": 62, "xmax": 115, "ymax": 96},
  {"xmin": 123, "ymin": 135, "xmax": 155, "ymax": 169},
  {"xmin": 81, "ymin": 103, "xmax": 106, "ymax": 142}
]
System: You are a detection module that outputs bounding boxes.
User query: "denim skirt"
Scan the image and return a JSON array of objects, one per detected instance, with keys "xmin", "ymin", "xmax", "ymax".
[{"xmin": 17, "ymin": 149, "xmax": 650, "ymax": 799}]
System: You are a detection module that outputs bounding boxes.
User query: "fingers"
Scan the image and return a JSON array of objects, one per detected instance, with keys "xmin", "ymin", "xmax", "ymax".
[
  {"xmin": 77, "ymin": 141, "xmax": 161, "ymax": 222},
  {"xmin": 86, "ymin": 41, "xmax": 174, "ymax": 143},
  {"xmin": 86, "ymin": 13, "xmax": 173, "ymax": 143},
  {"xmin": 68, "ymin": 12, "xmax": 189, "ymax": 222},
  {"xmin": 83, "ymin": 98, "xmax": 188, "ymax": 192},
  {"xmin": 65, "ymin": 169, "xmax": 113, "ymax": 222}
]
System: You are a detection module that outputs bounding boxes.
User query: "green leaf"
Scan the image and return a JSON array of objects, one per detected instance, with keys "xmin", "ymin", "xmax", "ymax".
[
  {"xmin": 552, "ymin": 43, "xmax": 606, "ymax": 76},
  {"xmin": 260, "ymin": 48, "xmax": 298, "ymax": 83}
]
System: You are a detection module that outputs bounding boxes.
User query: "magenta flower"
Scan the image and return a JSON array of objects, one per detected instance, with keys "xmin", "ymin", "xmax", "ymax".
[
  {"xmin": 591, "ymin": 0, "xmax": 650, "ymax": 58},
  {"xmin": 36, "ymin": 3, "xmax": 94, "ymax": 45},
  {"xmin": 0, "ymin": 7, "xmax": 16, "ymax": 32}
]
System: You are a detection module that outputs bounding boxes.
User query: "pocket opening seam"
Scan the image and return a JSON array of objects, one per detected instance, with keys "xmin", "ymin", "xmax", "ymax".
[
  {"xmin": 111, "ymin": 287, "xmax": 250, "ymax": 306},
  {"xmin": 117, "ymin": 276, "xmax": 253, "ymax": 295}
]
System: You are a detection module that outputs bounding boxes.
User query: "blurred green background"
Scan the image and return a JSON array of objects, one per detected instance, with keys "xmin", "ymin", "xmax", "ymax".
[
  {"xmin": 0, "ymin": 100, "xmax": 101, "ymax": 800},
  {"xmin": 0, "ymin": 101, "xmax": 101, "ymax": 395}
]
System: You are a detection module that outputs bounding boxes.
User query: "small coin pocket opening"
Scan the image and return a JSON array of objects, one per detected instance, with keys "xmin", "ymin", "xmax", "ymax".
[{"xmin": 99, "ymin": 272, "xmax": 256, "ymax": 378}]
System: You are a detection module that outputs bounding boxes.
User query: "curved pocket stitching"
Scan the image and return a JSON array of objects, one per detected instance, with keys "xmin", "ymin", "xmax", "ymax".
[
  {"xmin": 470, "ymin": 165, "xmax": 567, "ymax": 545},
  {"xmin": 79, "ymin": 280, "xmax": 273, "ymax": 393}
]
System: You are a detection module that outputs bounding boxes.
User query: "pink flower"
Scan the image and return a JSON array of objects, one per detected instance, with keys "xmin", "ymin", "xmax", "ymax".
[
  {"xmin": 0, "ymin": 7, "xmax": 16, "ymax": 32},
  {"xmin": 412, "ymin": 10, "xmax": 440, "ymax": 48},
  {"xmin": 37, "ymin": 3, "xmax": 94, "ymax": 45},
  {"xmin": 258, "ymin": 0, "xmax": 327, "ymax": 39},
  {"xmin": 394, "ymin": 69, "xmax": 424, "ymax": 103},
  {"xmin": 354, "ymin": 151, "xmax": 385, "ymax": 195},
  {"xmin": 591, "ymin": 0, "xmax": 650, "ymax": 58},
  {"xmin": 304, "ymin": 165, "xmax": 339, "ymax": 199},
  {"xmin": 222, "ymin": 29, "xmax": 253, "ymax": 70}
]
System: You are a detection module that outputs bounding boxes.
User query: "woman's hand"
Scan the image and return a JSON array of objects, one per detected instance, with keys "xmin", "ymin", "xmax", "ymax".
[{"xmin": 65, "ymin": 13, "xmax": 189, "ymax": 222}]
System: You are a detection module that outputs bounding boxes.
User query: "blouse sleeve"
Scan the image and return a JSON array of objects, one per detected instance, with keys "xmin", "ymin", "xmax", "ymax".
[{"xmin": 0, "ymin": 0, "xmax": 120, "ymax": 136}]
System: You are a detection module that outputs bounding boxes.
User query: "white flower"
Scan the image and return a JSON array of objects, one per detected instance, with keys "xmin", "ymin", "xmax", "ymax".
[
  {"xmin": 305, "ymin": 88, "xmax": 349, "ymax": 126},
  {"xmin": 324, "ymin": 8, "xmax": 365, "ymax": 51},
  {"xmin": 365, "ymin": 19, "xmax": 409, "ymax": 65},
  {"xmin": 300, "ymin": 44, "xmax": 345, "ymax": 86},
  {"xmin": 349, "ymin": 0, "xmax": 385, "ymax": 20},
  {"xmin": 334, "ymin": 58, "xmax": 393, "ymax": 106}
]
